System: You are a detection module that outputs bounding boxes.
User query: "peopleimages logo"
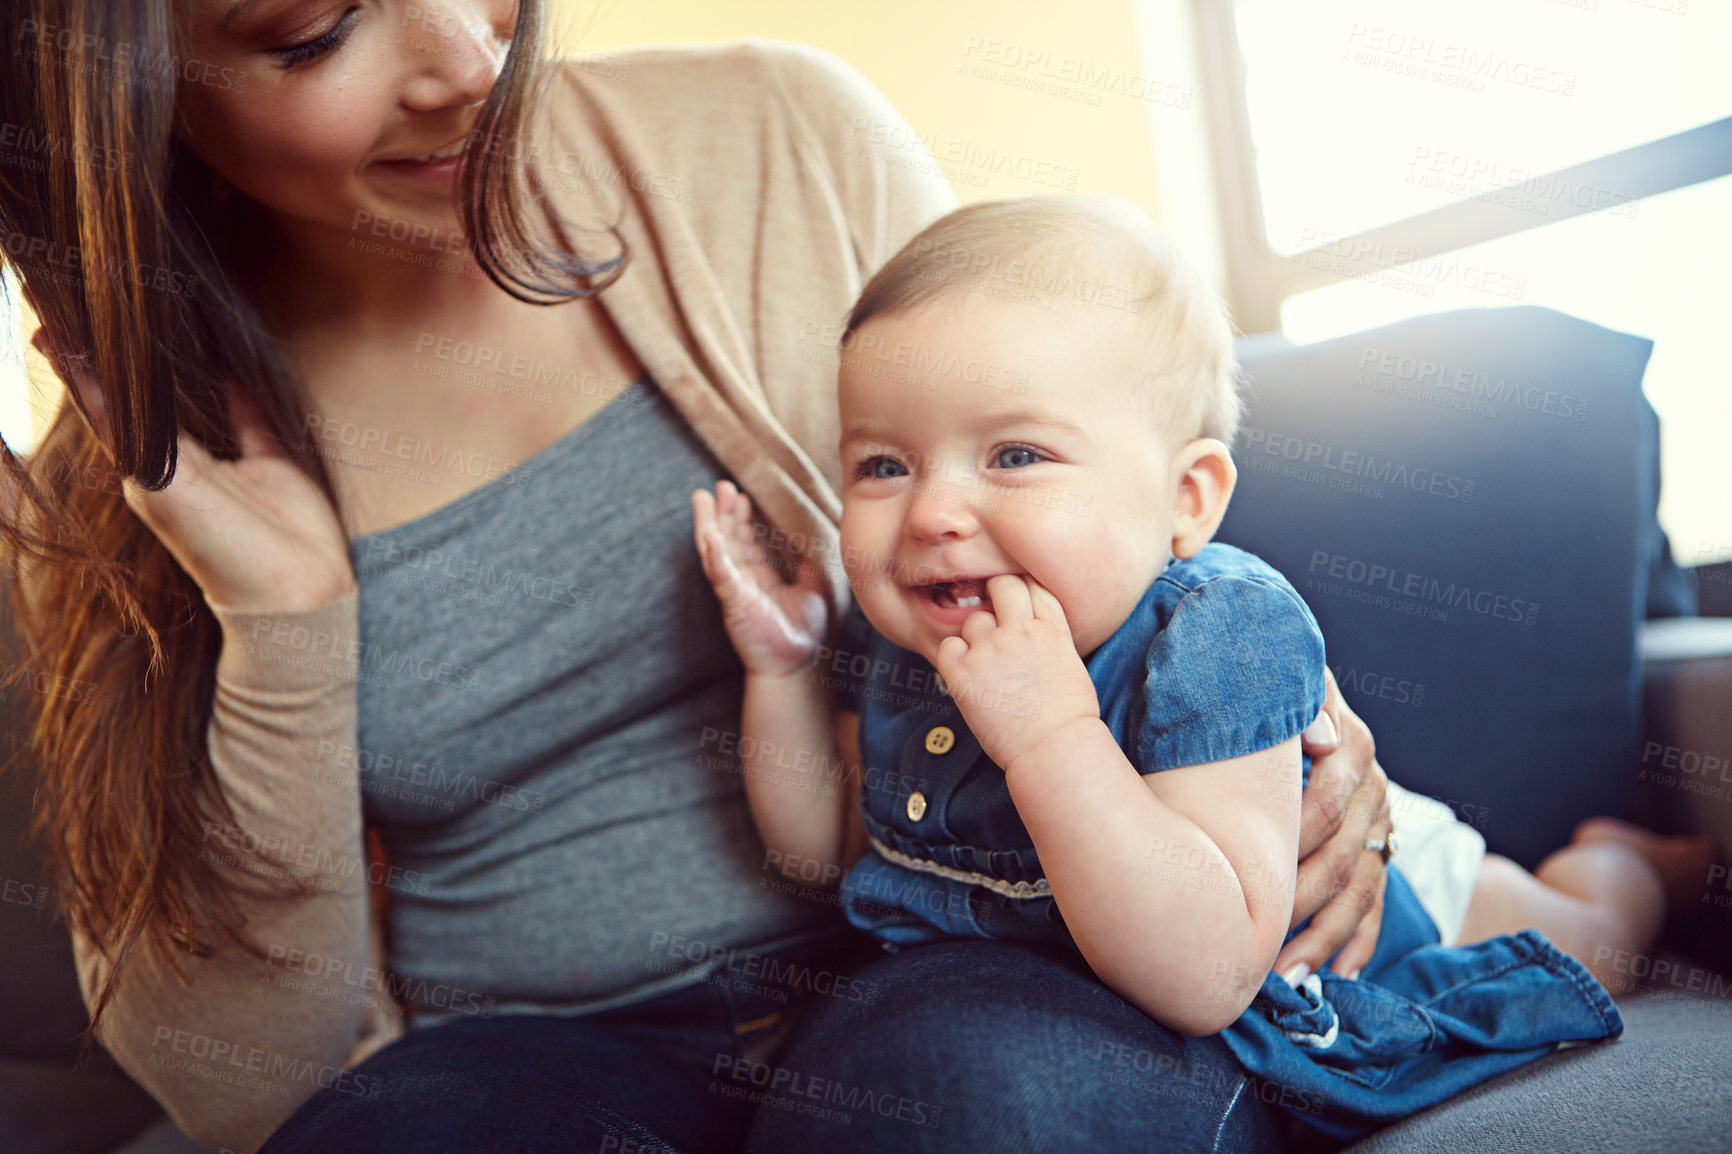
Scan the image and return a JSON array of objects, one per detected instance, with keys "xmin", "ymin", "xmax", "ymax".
[
  {"xmin": 1239, "ymin": 428, "xmax": 1474, "ymax": 503},
  {"xmin": 1357, "ymin": 345, "xmax": 1590, "ymax": 422},
  {"xmin": 1307, "ymin": 551, "xmax": 1539, "ymax": 626},
  {"xmin": 14, "ymin": 19, "xmax": 249, "ymax": 93}
]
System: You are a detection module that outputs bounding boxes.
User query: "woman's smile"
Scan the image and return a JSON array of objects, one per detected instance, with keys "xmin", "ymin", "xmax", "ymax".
[{"xmin": 374, "ymin": 150, "xmax": 465, "ymax": 187}]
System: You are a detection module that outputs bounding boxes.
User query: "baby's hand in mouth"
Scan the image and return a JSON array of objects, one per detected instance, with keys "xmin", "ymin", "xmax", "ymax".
[{"xmin": 931, "ymin": 574, "xmax": 1101, "ymax": 770}]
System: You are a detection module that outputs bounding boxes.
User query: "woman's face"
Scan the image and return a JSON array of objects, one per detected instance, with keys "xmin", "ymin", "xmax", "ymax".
[{"xmin": 176, "ymin": 1, "xmax": 518, "ymax": 241}]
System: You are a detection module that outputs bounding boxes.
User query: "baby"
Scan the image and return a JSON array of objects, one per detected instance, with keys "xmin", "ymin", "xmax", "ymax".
[{"xmin": 691, "ymin": 195, "xmax": 1718, "ymax": 1140}]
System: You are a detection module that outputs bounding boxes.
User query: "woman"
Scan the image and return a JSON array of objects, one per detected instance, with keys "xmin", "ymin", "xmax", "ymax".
[{"xmin": 0, "ymin": 2, "xmax": 1393, "ymax": 1151}]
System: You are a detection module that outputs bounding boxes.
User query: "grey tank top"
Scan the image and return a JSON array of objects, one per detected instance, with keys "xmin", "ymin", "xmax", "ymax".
[{"xmin": 346, "ymin": 374, "xmax": 836, "ymax": 1022}]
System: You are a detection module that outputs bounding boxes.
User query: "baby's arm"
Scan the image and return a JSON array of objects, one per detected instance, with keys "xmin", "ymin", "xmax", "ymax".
[
  {"xmin": 936, "ymin": 570, "xmax": 1317, "ymax": 1036},
  {"xmin": 737, "ymin": 667, "xmax": 866, "ymax": 880},
  {"xmin": 1006, "ymin": 729, "xmax": 1301, "ymax": 1036},
  {"xmin": 692, "ymin": 480, "xmax": 861, "ymax": 882}
]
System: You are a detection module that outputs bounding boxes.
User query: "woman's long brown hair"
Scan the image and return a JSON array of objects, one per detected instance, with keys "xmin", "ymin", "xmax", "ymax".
[{"xmin": 0, "ymin": 0, "xmax": 625, "ymax": 1046}]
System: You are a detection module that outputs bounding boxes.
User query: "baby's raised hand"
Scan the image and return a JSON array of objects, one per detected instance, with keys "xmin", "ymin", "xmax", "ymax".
[
  {"xmin": 691, "ymin": 480, "xmax": 829, "ymax": 678},
  {"xmin": 932, "ymin": 574, "xmax": 1102, "ymax": 772}
]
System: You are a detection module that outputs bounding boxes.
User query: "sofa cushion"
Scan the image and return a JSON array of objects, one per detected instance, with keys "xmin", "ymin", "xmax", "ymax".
[
  {"xmin": 0, "ymin": 570, "xmax": 172, "ymax": 1151},
  {"xmin": 0, "ymin": 565, "xmax": 109, "ymax": 1063},
  {"xmin": 1638, "ymin": 394, "xmax": 1698, "ymax": 619},
  {"xmin": 1337, "ymin": 984, "xmax": 1732, "ymax": 1153},
  {"xmin": 1222, "ymin": 307, "xmax": 1655, "ymax": 870},
  {"xmin": 0, "ymin": 1057, "xmax": 162, "ymax": 1154}
]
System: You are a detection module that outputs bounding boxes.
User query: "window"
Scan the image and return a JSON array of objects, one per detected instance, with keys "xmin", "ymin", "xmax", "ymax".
[
  {"xmin": 1161, "ymin": 0, "xmax": 1732, "ymax": 563},
  {"xmin": 0, "ymin": 267, "xmax": 32, "ymax": 454}
]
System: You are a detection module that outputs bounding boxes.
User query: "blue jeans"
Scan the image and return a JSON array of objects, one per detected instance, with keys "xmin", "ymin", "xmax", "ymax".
[
  {"xmin": 257, "ymin": 933, "xmax": 828, "ymax": 1154},
  {"xmin": 261, "ymin": 933, "xmax": 1289, "ymax": 1153},
  {"xmin": 743, "ymin": 938, "xmax": 1286, "ymax": 1154}
]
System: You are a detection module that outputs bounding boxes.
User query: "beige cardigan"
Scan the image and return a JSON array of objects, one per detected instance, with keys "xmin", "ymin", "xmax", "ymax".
[{"xmin": 70, "ymin": 38, "xmax": 957, "ymax": 1152}]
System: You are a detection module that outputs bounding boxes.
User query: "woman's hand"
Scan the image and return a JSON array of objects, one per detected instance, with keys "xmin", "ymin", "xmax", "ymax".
[
  {"xmin": 691, "ymin": 479, "xmax": 829, "ymax": 678},
  {"xmin": 30, "ymin": 328, "xmax": 355, "ymax": 614},
  {"xmin": 1272, "ymin": 667, "xmax": 1393, "ymax": 983}
]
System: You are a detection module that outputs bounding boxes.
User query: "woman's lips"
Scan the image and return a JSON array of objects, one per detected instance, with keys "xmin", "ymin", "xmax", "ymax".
[{"xmin": 375, "ymin": 155, "xmax": 462, "ymax": 186}]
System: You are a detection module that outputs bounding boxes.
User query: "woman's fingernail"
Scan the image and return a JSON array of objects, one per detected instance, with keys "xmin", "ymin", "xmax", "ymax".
[
  {"xmin": 1281, "ymin": 963, "xmax": 1312, "ymax": 988},
  {"xmin": 1302, "ymin": 711, "xmax": 1338, "ymax": 747},
  {"xmin": 1344, "ymin": 968, "xmax": 1362, "ymax": 981}
]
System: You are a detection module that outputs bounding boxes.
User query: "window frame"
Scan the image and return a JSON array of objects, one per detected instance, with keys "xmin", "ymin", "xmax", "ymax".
[{"xmin": 1191, "ymin": 0, "xmax": 1732, "ymax": 334}]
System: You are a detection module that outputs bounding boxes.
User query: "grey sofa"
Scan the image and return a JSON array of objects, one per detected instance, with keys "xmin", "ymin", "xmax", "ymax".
[{"xmin": 3, "ymin": 307, "xmax": 1729, "ymax": 1153}]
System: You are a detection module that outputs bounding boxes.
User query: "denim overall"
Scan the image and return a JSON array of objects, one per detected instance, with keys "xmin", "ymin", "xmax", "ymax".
[{"xmin": 831, "ymin": 543, "xmax": 1623, "ymax": 1142}]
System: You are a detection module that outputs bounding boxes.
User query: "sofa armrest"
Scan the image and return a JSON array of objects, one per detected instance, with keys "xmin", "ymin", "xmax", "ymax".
[
  {"xmin": 1635, "ymin": 618, "xmax": 1732, "ymax": 970},
  {"xmin": 1638, "ymin": 618, "xmax": 1732, "ymax": 842}
]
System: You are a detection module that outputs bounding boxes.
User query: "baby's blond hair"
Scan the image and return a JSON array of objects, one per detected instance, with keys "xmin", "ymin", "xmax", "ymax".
[{"xmin": 841, "ymin": 195, "xmax": 1242, "ymax": 450}]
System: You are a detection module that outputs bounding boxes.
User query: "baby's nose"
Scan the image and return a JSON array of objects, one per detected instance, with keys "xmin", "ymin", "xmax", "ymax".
[{"xmin": 903, "ymin": 481, "xmax": 982, "ymax": 540}]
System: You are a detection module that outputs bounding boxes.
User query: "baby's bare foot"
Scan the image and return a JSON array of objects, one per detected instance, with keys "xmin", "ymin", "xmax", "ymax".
[{"xmin": 1570, "ymin": 817, "xmax": 1721, "ymax": 912}]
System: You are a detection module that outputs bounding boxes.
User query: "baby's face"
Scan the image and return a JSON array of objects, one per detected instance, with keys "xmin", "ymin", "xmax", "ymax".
[{"xmin": 838, "ymin": 291, "xmax": 1177, "ymax": 666}]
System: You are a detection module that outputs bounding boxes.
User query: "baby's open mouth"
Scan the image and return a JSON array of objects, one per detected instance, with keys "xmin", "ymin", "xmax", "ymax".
[{"xmin": 927, "ymin": 578, "xmax": 990, "ymax": 609}]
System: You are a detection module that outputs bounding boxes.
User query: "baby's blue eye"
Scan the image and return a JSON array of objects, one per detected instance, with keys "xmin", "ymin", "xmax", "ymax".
[
  {"xmin": 855, "ymin": 456, "xmax": 908, "ymax": 480},
  {"xmin": 995, "ymin": 446, "xmax": 1042, "ymax": 468}
]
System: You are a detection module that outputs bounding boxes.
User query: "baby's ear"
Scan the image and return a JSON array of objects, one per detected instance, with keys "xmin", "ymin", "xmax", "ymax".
[{"xmin": 1170, "ymin": 438, "xmax": 1237, "ymax": 560}]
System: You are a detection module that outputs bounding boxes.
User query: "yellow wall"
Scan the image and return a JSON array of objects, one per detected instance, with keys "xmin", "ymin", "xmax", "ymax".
[
  {"xmin": 553, "ymin": 0, "xmax": 1160, "ymax": 212},
  {"xmin": 17, "ymin": 314, "xmax": 56, "ymax": 447}
]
